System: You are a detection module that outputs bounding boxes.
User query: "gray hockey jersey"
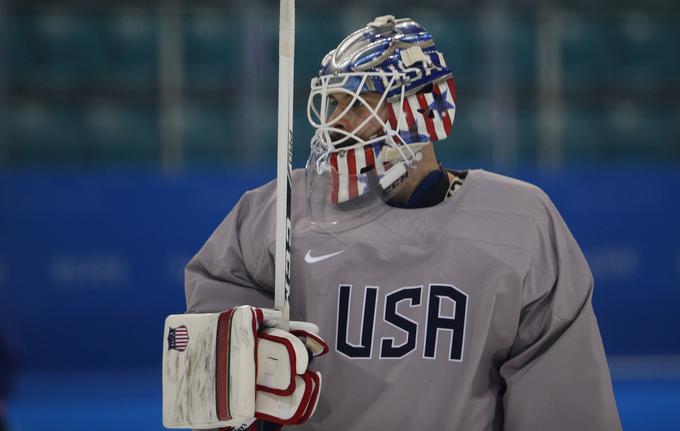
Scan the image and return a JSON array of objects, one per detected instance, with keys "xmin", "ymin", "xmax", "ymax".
[{"xmin": 185, "ymin": 169, "xmax": 622, "ymax": 431}]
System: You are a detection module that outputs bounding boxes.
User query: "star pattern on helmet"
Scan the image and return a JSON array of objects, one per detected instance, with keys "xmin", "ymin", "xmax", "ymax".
[{"xmin": 428, "ymin": 89, "xmax": 454, "ymax": 118}]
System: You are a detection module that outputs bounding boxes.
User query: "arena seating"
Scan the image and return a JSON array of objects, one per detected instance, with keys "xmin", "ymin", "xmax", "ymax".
[{"xmin": 5, "ymin": 6, "xmax": 678, "ymax": 165}]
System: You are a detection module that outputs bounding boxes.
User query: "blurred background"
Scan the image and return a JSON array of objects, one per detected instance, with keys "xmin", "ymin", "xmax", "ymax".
[{"xmin": 0, "ymin": 0, "xmax": 679, "ymax": 429}]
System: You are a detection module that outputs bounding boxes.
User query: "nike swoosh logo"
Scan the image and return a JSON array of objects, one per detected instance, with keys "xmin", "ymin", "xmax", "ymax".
[{"xmin": 304, "ymin": 249, "xmax": 344, "ymax": 263}]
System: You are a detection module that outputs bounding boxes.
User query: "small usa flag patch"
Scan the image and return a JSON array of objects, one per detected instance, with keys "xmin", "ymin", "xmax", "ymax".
[{"xmin": 168, "ymin": 325, "xmax": 189, "ymax": 351}]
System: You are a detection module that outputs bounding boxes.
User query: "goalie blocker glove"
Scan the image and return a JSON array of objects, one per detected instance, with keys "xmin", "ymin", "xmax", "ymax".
[{"xmin": 162, "ymin": 306, "xmax": 329, "ymax": 429}]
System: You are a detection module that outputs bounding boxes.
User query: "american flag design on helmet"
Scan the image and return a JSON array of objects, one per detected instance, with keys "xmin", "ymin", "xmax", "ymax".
[
  {"xmin": 329, "ymin": 144, "xmax": 389, "ymax": 204},
  {"xmin": 387, "ymin": 78, "xmax": 456, "ymax": 144}
]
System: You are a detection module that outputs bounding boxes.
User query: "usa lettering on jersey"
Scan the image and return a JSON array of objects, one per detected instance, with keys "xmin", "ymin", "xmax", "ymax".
[{"xmin": 335, "ymin": 284, "xmax": 468, "ymax": 361}]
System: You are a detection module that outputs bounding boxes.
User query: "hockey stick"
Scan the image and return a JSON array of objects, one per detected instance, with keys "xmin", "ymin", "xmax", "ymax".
[{"xmin": 275, "ymin": 0, "xmax": 295, "ymax": 322}]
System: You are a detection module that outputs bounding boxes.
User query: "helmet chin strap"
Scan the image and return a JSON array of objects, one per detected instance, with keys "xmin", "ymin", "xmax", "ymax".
[
  {"xmin": 377, "ymin": 140, "xmax": 427, "ymax": 193},
  {"xmin": 380, "ymin": 142, "xmax": 427, "ymax": 163}
]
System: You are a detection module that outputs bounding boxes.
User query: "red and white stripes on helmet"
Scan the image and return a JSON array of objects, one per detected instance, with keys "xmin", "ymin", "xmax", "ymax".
[
  {"xmin": 309, "ymin": 76, "xmax": 456, "ymax": 205},
  {"xmin": 329, "ymin": 145, "xmax": 393, "ymax": 204},
  {"xmin": 387, "ymin": 78, "xmax": 456, "ymax": 144}
]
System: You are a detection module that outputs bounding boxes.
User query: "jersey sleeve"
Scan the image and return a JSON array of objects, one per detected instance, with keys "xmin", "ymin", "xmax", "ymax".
[
  {"xmin": 185, "ymin": 188, "xmax": 276, "ymax": 313},
  {"xmin": 500, "ymin": 191, "xmax": 622, "ymax": 430}
]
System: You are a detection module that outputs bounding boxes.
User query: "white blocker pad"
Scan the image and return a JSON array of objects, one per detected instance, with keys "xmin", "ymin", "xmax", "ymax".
[
  {"xmin": 162, "ymin": 307, "xmax": 262, "ymax": 429},
  {"xmin": 256, "ymin": 371, "xmax": 322, "ymax": 426},
  {"xmin": 257, "ymin": 328, "xmax": 309, "ymax": 395},
  {"xmin": 289, "ymin": 322, "xmax": 330, "ymax": 357}
]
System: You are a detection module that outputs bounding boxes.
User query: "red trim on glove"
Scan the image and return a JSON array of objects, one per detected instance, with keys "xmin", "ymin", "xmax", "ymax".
[
  {"xmin": 298, "ymin": 371, "xmax": 321, "ymax": 423},
  {"xmin": 251, "ymin": 308, "xmax": 260, "ymax": 395},
  {"xmin": 216, "ymin": 309, "xmax": 235, "ymax": 421},
  {"xmin": 256, "ymin": 330, "xmax": 297, "ymax": 396},
  {"xmin": 290, "ymin": 329, "xmax": 330, "ymax": 356},
  {"xmin": 255, "ymin": 372, "xmax": 315, "ymax": 425}
]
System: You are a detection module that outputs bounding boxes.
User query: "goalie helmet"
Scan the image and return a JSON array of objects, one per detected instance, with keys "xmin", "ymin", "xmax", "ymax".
[{"xmin": 305, "ymin": 15, "xmax": 457, "ymax": 229}]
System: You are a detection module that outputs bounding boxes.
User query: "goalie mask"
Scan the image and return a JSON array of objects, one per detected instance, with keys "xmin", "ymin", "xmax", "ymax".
[{"xmin": 306, "ymin": 15, "xmax": 456, "ymax": 229}]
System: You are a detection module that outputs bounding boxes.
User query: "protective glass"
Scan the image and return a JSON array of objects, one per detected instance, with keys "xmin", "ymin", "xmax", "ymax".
[
  {"xmin": 304, "ymin": 136, "xmax": 425, "ymax": 231},
  {"xmin": 305, "ymin": 140, "xmax": 389, "ymax": 232}
]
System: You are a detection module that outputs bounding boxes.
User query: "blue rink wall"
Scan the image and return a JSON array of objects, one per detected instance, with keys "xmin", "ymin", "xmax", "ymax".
[
  {"xmin": 1, "ymin": 166, "xmax": 679, "ymax": 430},
  {"xmin": 1, "ymin": 166, "xmax": 679, "ymax": 368}
]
